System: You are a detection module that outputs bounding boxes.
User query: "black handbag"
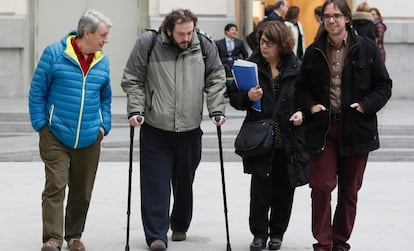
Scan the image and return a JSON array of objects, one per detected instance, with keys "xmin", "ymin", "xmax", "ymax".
[
  {"xmin": 234, "ymin": 81, "xmax": 288, "ymax": 158},
  {"xmin": 234, "ymin": 119, "xmax": 273, "ymax": 157}
]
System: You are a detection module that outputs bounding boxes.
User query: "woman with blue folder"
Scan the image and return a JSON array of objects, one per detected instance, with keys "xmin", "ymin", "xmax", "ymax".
[{"xmin": 228, "ymin": 21, "xmax": 309, "ymax": 251}]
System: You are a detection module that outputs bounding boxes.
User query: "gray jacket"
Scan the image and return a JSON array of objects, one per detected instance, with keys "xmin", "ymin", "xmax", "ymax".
[{"xmin": 121, "ymin": 29, "xmax": 226, "ymax": 132}]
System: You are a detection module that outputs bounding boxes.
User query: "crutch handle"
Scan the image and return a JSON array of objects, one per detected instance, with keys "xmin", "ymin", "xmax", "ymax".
[{"xmin": 214, "ymin": 115, "xmax": 221, "ymax": 123}]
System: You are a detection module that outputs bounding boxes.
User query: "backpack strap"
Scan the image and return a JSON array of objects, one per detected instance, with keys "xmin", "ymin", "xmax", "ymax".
[
  {"xmin": 195, "ymin": 28, "xmax": 210, "ymax": 62},
  {"xmin": 145, "ymin": 29, "xmax": 159, "ymax": 63}
]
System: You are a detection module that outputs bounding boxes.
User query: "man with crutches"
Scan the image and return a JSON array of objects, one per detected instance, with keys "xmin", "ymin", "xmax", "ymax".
[{"xmin": 121, "ymin": 8, "xmax": 226, "ymax": 251}]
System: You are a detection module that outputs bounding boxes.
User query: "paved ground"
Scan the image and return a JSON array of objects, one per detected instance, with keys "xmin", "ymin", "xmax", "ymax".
[
  {"xmin": 0, "ymin": 97, "xmax": 413, "ymax": 250},
  {"xmin": 1, "ymin": 162, "xmax": 413, "ymax": 251}
]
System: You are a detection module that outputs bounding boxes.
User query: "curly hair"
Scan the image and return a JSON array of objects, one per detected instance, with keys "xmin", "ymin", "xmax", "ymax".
[
  {"xmin": 257, "ymin": 21, "xmax": 294, "ymax": 56},
  {"xmin": 160, "ymin": 9, "xmax": 198, "ymax": 34}
]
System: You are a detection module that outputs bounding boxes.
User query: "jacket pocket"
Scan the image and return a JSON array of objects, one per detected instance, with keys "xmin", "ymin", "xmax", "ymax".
[
  {"xmin": 351, "ymin": 60, "xmax": 372, "ymax": 89},
  {"xmin": 304, "ymin": 110, "xmax": 329, "ymax": 151}
]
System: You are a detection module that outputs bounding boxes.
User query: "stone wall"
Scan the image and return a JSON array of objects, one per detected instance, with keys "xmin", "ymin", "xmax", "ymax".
[
  {"xmin": 0, "ymin": 16, "xmax": 28, "ymax": 97},
  {"xmin": 383, "ymin": 20, "xmax": 414, "ymax": 99}
]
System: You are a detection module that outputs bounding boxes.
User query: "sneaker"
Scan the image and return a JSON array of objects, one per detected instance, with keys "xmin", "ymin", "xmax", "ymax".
[
  {"xmin": 41, "ymin": 240, "xmax": 60, "ymax": 251},
  {"xmin": 149, "ymin": 239, "xmax": 166, "ymax": 251},
  {"xmin": 67, "ymin": 239, "xmax": 85, "ymax": 251},
  {"xmin": 171, "ymin": 231, "xmax": 186, "ymax": 241}
]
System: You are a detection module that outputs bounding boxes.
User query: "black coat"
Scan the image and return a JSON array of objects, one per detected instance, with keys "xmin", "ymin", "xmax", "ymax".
[
  {"xmin": 295, "ymin": 28, "xmax": 392, "ymax": 155},
  {"xmin": 228, "ymin": 50, "xmax": 309, "ymax": 188},
  {"xmin": 352, "ymin": 12, "xmax": 376, "ymax": 42}
]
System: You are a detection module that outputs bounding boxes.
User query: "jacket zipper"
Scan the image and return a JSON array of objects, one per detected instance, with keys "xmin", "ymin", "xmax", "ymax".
[{"xmin": 313, "ymin": 42, "xmax": 359, "ymax": 152}]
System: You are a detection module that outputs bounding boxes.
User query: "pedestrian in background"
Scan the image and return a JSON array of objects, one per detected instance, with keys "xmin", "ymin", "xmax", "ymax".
[
  {"xmin": 314, "ymin": 5, "xmax": 324, "ymax": 40},
  {"xmin": 295, "ymin": 0, "xmax": 392, "ymax": 250},
  {"xmin": 370, "ymin": 7, "xmax": 387, "ymax": 62},
  {"xmin": 121, "ymin": 8, "xmax": 226, "ymax": 251},
  {"xmin": 215, "ymin": 23, "xmax": 249, "ymax": 88},
  {"xmin": 351, "ymin": 1, "xmax": 376, "ymax": 41},
  {"xmin": 228, "ymin": 21, "xmax": 309, "ymax": 251},
  {"xmin": 29, "ymin": 9, "xmax": 112, "ymax": 251},
  {"xmin": 284, "ymin": 6, "xmax": 306, "ymax": 60},
  {"xmin": 247, "ymin": 0, "xmax": 289, "ymax": 51},
  {"xmin": 262, "ymin": 0, "xmax": 289, "ymax": 23}
]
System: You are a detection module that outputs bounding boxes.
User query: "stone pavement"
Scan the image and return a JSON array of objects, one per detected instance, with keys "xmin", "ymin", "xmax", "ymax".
[
  {"xmin": 0, "ymin": 162, "xmax": 413, "ymax": 251},
  {"xmin": 0, "ymin": 97, "xmax": 413, "ymax": 250}
]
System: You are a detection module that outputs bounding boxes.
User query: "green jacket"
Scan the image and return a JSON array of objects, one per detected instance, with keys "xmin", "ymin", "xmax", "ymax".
[{"xmin": 121, "ymin": 29, "xmax": 226, "ymax": 132}]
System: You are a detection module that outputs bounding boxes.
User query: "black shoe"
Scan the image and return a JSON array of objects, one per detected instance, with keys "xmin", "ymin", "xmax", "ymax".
[
  {"xmin": 250, "ymin": 238, "xmax": 266, "ymax": 251},
  {"xmin": 268, "ymin": 237, "xmax": 282, "ymax": 250},
  {"xmin": 333, "ymin": 245, "xmax": 349, "ymax": 251}
]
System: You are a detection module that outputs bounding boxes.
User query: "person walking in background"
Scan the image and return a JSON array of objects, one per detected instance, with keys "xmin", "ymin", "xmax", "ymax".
[
  {"xmin": 121, "ymin": 8, "xmax": 226, "ymax": 251},
  {"xmin": 314, "ymin": 5, "xmax": 324, "ymax": 40},
  {"xmin": 284, "ymin": 6, "xmax": 306, "ymax": 60},
  {"xmin": 28, "ymin": 10, "xmax": 112, "ymax": 251},
  {"xmin": 247, "ymin": 0, "xmax": 289, "ymax": 50},
  {"xmin": 228, "ymin": 21, "xmax": 309, "ymax": 251},
  {"xmin": 351, "ymin": 1, "xmax": 376, "ymax": 41},
  {"xmin": 215, "ymin": 23, "xmax": 249, "ymax": 88},
  {"xmin": 295, "ymin": 0, "xmax": 392, "ymax": 250},
  {"xmin": 370, "ymin": 7, "xmax": 387, "ymax": 62},
  {"xmin": 263, "ymin": 0, "xmax": 289, "ymax": 23}
]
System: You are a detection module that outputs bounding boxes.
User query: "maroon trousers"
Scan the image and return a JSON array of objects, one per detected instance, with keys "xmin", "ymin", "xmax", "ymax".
[{"xmin": 309, "ymin": 120, "xmax": 368, "ymax": 251}]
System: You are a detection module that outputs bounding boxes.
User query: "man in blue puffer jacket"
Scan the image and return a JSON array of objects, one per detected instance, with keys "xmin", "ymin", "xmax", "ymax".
[{"xmin": 29, "ymin": 10, "xmax": 112, "ymax": 251}]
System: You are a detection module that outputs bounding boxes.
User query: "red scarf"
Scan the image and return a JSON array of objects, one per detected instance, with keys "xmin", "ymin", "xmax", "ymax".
[{"xmin": 71, "ymin": 38, "xmax": 94, "ymax": 76}]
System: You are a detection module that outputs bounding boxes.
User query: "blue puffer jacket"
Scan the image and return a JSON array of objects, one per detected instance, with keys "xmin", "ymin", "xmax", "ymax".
[{"xmin": 29, "ymin": 31, "xmax": 112, "ymax": 149}]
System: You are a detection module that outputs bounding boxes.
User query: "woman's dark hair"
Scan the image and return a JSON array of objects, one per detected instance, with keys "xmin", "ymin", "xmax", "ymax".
[
  {"xmin": 257, "ymin": 21, "xmax": 294, "ymax": 56},
  {"xmin": 160, "ymin": 9, "xmax": 198, "ymax": 33}
]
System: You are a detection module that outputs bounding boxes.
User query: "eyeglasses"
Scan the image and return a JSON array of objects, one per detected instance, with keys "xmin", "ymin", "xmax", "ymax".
[
  {"xmin": 259, "ymin": 38, "xmax": 275, "ymax": 47},
  {"xmin": 322, "ymin": 13, "xmax": 344, "ymax": 21}
]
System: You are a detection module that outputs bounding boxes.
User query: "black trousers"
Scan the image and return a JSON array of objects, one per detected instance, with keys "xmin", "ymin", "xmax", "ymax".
[
  {"xmin": 139, "ymin": 124, "xmax": 202, "ymax": 246},
  {"xmin": 249, "ymin": 148, "xmax": 295, "ymax": 241}
]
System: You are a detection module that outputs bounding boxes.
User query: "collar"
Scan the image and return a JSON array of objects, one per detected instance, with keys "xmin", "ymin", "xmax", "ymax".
[
  {"xmin": 328, "ymin": 31, "xmax": 348, "ymax": 49},
  {"xmin": 274, "ymin": 10, "xmax": 282, "ymax": 17},
  {"xmin": 71, "ymin": 37, "xmax": 94, "ymax": 58}
]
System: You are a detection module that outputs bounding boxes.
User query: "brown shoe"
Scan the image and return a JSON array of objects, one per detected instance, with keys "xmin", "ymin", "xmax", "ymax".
[
  {"xmin": 171, "ymin": 231, "xmax": 186, "ymax": 241},
  {"xmin": 68, "ymin": 239, "xmax": 85, "ymax": 251},
  {"xmin": 149, "ymin": 239, "xmax": 166, "ymax": 251},
  {"xmin": 41, "ymin": 240, "xmax": 60, "ymax": 251}
]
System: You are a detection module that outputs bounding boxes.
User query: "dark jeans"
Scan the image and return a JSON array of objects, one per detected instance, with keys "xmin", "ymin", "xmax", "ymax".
[
  {"xmin": 310, "ymin": 120, "xmax": 368, "ymax": 251},
  {"xmin": 139, "ymin": 124, "xmax": 202, "ymax": 246},
  {"xmin": 249, "ymin": 148, "xmax": 295, "ymax": 241}
]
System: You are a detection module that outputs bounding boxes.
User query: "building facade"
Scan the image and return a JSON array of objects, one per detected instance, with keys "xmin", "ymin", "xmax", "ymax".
[{"xmin": 0, "ymin": 0, "xmax": 412, "ymax": 98}]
